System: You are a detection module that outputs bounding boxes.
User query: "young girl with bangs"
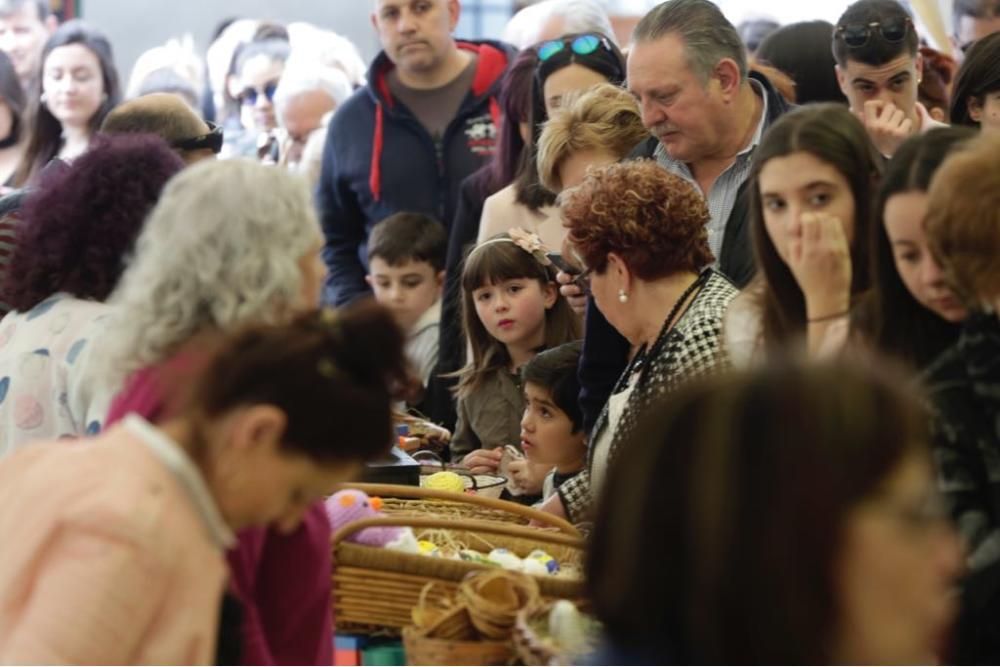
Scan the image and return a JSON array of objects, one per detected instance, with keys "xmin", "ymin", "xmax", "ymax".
[{"xmin": 451, "ymin": 231, "xmax": 580, "ymax": 488}]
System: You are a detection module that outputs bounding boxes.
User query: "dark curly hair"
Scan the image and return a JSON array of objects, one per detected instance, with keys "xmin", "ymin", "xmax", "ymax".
[
  {"xmin": 563, "ymin": 159, "xmax": 713, "ymax": 281},
  {"xmin": 4, "ymin": 133, "xmax": 184, "ymax": 312}
]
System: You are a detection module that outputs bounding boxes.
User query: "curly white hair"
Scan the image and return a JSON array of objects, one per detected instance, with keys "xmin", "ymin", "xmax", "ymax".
[{"xmin": 91, "ymin": 158, "xmax": 321, "ymax": 389}]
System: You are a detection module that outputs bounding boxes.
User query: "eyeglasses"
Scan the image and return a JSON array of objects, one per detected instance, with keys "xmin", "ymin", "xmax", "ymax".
[
  {"xmin": 172, "ymin": 121, "xmax": 224, "ymax": 154},
  {"xmin": 238, "ymin": 80, "xmax": 278, "ymax": 106},
  {"xmin": 537, "ymin": 34, "xmax": 612, "ymax": 62},
  {"xmin": 835, "ymin": 17, "xmax": 912, "ymax": 48}
]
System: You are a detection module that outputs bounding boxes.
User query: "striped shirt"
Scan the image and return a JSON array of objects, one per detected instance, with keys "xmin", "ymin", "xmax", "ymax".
[{"xmin": 653, "ymin": 80, "xmax": 769, "ymax": 262}]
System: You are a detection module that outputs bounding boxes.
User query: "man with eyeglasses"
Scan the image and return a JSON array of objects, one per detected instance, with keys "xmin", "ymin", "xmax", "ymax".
[
  {"xmin": 833, "ymin": 0, "xmax": 947, "ymax": 158},
  {"xmin": 317, "ymin": 0, "xmax": 513, "ymax": 307},
  {"xmin": 952, "ymin": 0, "xmax": 1000, "ymax": 60}
]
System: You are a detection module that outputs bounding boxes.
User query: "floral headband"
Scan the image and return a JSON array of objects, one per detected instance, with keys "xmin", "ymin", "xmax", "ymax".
[{"xmin": 469, "ymin": 227, "xmax": 552, "ymax": 267}]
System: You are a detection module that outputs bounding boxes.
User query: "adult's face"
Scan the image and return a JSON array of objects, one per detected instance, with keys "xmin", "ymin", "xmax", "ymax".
[
  {"xmin": 280, "ymin": 89, "xmax": 336, "ymax": 166},
  {"xmin": 833, "ymin": 454, "xmax": 962, "ymax": 664},
  {"xmin": 627, "ymin": 32, "xmax": 730, "ymax": 163},
  {"xmin": 237, "ymin": 54, "xmax": 283, "ymax": 133},
  {"xmin": 42, "ymin": 43, "xmax": 105, "ymax": 130},
  {"xmin": 758, "ymin": 150, "xmax": 856, "ymax": 268},
  {"xmin": 542, "ymin": 63, "xmax": 608, "ymax": 115},
  {"xmin": 882, "ymin": 190, "xmax": 967, "ymax": 324},
  {"xmin": 371, "ymin": 0, "xmax": 459, "ymax": 79},
  {"xmin": 0, "ymin": 3, "xmax": 51, "ymax": 85},
  {"xmin": 836, "ymin": 53, "xmax": 922, "ymax": 127}
]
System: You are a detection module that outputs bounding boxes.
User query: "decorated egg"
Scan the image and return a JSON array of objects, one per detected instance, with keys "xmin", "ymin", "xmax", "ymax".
[
  {"xmin": 526, "ymin": 549, "xmax": 560, "ymax": 574},
  {"xmin": 417, "ymin": 540, "xmax": 439, "ymax": 556},
  {"xmin": 487, "ymin": 548, "xmax": 524, "ymax": 571},
  {"xmin": 423, "ymin": 471, "xmax": 465, "ymax": 493}
]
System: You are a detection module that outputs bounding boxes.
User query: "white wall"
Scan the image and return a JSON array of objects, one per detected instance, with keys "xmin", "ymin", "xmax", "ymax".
[{"xmin": 85, "ymin": 0, "xmax": 383, "ymax": 86}]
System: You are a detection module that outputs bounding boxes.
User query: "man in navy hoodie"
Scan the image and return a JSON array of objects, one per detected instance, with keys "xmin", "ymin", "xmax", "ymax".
[{"xmin": 318, "ymin": 0, "xmax": 513, "ymax": 306}]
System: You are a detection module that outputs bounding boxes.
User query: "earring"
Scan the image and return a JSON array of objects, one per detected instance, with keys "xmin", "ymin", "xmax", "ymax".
[
  {"xmin": 39, "ymin": 92, "xmax": 47, "ymax": 104},
  {"xmin": 618, "ymin": 289, "xmax": 628, "ymax": 304}
]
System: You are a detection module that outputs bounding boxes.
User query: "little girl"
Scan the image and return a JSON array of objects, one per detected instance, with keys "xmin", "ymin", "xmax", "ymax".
[
  {"xmin": 0, "ymin": 304, "xmax": 408, "ymax": 664},
  {"xmin": 450, "ymin": 230, "xmax": 580, "ymax": 484}
]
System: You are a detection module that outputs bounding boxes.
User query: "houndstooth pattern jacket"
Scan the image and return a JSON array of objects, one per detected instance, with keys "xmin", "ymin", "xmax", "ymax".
[{"xmin": 558, "ymin": 270, "xmax": 738, "ymax": 523}]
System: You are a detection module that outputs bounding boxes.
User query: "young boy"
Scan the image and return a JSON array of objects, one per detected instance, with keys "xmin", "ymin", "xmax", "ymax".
[
  {"xmin": 515, "ymin": 341, "xmax": 587, "ymax": 502},
  {"xmin": 365, "ymin": 212, "xmax": 446, "ymax": 397}
]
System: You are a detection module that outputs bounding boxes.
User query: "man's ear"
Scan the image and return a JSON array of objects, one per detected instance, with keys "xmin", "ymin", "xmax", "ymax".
[
  {"xmin": 835, "ymin": 64, "xmax": 850, "ymax": 99},
  {"xmin": 713, "ymin": 58, "xmax": 742, "ymax": 99},
  {"xmin": 435, "ymin": 270, "xmax": 446, "ymax": 290},
  {"xmin": 448, "ymin": 0, "xmax": 462, "ymax": 32},
  {"xmin": 44, "ymin": 15, "xmax": 57, "ymax": 33},
  {"xmin": 365, "ymin": 274, "xmax": 374, "ymax": 288}
]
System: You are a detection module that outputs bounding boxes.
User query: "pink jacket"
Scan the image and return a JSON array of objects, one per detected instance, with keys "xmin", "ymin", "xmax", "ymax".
[
  {"xmin": 106, "ymin": 354, "xmax": 335, "ymax": 666},
  {"xmin": 0, "ymin": 420, "xmax": 231, "ymax": 664}
]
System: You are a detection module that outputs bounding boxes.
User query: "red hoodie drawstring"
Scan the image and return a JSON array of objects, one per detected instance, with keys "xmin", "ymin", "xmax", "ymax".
[
  {"xmin": 369, "ymin": 102, "xmax": 384, "ymax": 202},
  {"xmin": 488, "ymin": 97, "xmax": 501, "ymax": 136}
]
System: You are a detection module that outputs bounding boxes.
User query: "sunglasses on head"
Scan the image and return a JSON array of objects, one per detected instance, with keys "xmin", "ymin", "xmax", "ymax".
[
  {"xmin": 172, "ymin": 120, "xmax": 223, "ymax": 154},
  {"xmin": 238, "ymin": 80, "xmax": 278, "ymax": 106},
  {"xmin": 537, "ymin": 34, "xmax": 612, "ymax": 62},
  {"xmin": 835, "ymin": 17, "xmax": 912, "ymax": 48}
]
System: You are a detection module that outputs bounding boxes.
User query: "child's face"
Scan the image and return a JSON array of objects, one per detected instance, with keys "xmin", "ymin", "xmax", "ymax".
[
  {"xmin": 520, "ymin": 381, "xmax": 586, "ymax": 468},
  {"xmin": 367, "ymin": 257, "xmax": 443, "ymax": 332},
  {"xmin": 472, "ymin": 278, "xmax": 556, "ymax": 351}
]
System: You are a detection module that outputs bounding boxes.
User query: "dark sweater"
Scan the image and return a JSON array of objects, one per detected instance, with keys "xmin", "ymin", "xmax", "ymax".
[{"xmin": 317, "ymin": 41, "xmax": 513, "ymax": 306}]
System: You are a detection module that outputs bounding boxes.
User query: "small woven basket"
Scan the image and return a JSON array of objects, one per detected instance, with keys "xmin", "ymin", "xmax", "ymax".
[{"xmin": 402, "ymin": 626, "xmax": 512, "ymax": 666}]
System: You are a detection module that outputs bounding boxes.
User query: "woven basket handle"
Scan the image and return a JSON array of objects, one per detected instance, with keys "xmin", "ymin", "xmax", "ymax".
[
  {"xmin": 331, "ymin": 514, "xmax": 585, "ymax": 551},
  {"xmin": 348, "ymin": 482, "xmax": 580, "ymax": 537}
]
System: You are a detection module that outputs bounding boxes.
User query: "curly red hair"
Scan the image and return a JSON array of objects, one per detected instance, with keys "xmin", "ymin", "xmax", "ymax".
[{"xmin": 562, "ymin": 160, "xmax": 713, "ymax": 281}]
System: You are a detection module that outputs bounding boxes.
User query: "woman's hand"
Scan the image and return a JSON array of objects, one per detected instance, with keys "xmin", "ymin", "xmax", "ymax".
[
  {"xmin": 557, "ymin": 271, "xmax": 588, "ymax": 315},
  {"xmin": 462, "ymin": 448, "xmax": 503, "ymax": 474},
  {"xmin": 787, "ymin": 212, "xmax": 852, "ymax": 321},
  {"xmin": 506, "ymin": 460, "xmax": 550, "ymax": 495}
]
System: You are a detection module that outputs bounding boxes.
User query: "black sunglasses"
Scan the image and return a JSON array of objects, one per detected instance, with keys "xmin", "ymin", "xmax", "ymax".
[
  {"xmin": 238, "ymin": 80, "xmax": 278, "ymax": 106},
  {"xmin": 835, "ymin": 17, "xmax": 912, "ymax": 48},
  {"xmin": 172, "ymin": 121, "xmax": 223, "ymax": 154}
]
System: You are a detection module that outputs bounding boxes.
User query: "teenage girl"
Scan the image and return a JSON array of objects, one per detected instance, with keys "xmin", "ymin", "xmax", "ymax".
[{"xmin": 451, "ymin": 231, "xmax": 579, "ymax": 485}]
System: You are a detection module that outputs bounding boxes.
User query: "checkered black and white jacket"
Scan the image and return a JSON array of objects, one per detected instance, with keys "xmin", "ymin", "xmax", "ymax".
[{"xmin": 558, "ymin": 270, "xmax": 738, "ymax": 523}]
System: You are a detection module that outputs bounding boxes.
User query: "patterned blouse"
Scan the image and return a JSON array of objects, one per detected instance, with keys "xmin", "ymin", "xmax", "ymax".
[
  {"xmin": 559, "ymin": 270, "xmax": 738, "ymax": 523},
  {"xmin": 0, "ymin": 294, "xmax": 115, "ymax": 458}
]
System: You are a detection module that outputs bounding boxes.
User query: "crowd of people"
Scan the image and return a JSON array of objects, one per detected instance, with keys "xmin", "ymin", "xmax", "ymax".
[{"xmin": 0, "ymin": 0, "xmax": 998, "ymax": 663}]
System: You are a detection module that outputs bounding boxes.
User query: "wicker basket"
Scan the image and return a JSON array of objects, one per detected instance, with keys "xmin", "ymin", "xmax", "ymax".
[
  {"xmin": 351, "ymin": 482, "xmax": 577, "ymax": 528},
  {"xmin": 332, "ymin": 485, "xmax": 584, "ymax": 635},
  {"xmin": 402, "ymin": 625, "xmax": 512, "ymax": 665}
]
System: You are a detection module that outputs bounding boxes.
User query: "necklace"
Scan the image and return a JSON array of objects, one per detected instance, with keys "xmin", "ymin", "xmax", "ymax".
[{"xmin": 620, "ymin": 270, "xmax": 711, "ymax": 386}]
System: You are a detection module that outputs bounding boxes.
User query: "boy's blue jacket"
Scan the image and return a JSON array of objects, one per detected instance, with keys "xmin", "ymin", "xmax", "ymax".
[{"xmin": 317, "ymin": 39, "xmax": 513, "ymax": 306}]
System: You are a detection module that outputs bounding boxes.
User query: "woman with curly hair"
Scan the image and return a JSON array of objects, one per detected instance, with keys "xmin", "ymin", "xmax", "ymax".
[
  {"xmin": 538, "ymin": 159, "xmax": 738, "ymax": 523},
  {"xmin": 0, "ymin": 133, "xmax": 183, "ymax": 457}
]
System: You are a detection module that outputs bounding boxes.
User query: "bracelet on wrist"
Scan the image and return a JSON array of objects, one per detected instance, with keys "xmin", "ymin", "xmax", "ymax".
[{"xmin": 807, "ymin": 310, "xmax": 849, "ymax": 324}]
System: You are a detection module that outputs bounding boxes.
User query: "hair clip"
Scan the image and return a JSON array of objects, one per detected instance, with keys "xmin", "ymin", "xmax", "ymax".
[{"xmin": 507, "ymin": 227, "xmax": 553, "ymax": 266}]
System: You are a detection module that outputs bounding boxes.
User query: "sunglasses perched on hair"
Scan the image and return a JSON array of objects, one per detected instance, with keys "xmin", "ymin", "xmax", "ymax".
[
  {"xmin": 172, "ymin": 121, "xmax": 224, "ymax": 154},
  {"xmin": 835, "ymin": 17, "xmax": 912, "ymax": 48},
  {"xmin": 238, "ymin": 80, "xmax": 279, "ymax": 106},
  {"xmin": 537, "ymin": 34, "xmax": 613, "ymax": 62}
]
